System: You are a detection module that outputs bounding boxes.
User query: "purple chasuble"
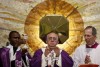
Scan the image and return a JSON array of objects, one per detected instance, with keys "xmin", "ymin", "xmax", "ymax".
[
  {"xmin": 15, "ymin": 50, "xmax": 22, "ymax": 67},
  {"xmin": 0, "ymin": 47, "xmax": 22, "ymax": 67},
  {"xmin": 30, "ymin": 49, "xmax": 73, "ymax": 67},
  {"xmin": 0, "ymin": 48, "xmax": 10, "ymax": 67}
]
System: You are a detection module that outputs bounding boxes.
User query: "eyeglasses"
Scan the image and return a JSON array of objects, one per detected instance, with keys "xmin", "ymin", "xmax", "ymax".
[{"xmin": 47, "ymin": 37, "xmax": 58, "ymax": 41}]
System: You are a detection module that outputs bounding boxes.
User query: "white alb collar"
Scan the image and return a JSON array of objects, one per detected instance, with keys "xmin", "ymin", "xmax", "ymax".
[{"xmin": 6, "ymin": 44, "xmax": 21, "ymax": 51}]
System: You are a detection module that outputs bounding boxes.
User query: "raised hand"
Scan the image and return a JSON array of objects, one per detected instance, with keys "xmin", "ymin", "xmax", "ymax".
[{"xmin": 85, "ymin": 55, "xmax": 91, "ymax": 64}]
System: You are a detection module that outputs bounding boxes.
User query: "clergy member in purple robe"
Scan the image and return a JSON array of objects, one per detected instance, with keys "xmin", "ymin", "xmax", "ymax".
[
  {"xmin": 0, "ymin": 31, "xmax": 31, "ymax": 67},
  {"xmin": 30, "ymin": 31, "xmax": 73, "ymax": 67}
]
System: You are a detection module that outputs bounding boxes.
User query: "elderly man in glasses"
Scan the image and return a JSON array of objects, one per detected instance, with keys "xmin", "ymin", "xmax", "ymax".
[{"xmin": 30, "ymin": 31, "xmax": 73, "ymax": 67}]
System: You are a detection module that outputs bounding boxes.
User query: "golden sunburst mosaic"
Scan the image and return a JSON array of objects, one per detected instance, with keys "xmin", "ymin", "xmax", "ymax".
[{"xmin": 25, "ymin": 0, "xmax": 84, "ymax": 55}]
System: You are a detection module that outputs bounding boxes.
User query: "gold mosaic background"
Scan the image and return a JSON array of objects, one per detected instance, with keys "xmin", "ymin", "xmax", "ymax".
[{"xmin": 0, "ymin": 0, "xmax": 100, "ymax": 55}]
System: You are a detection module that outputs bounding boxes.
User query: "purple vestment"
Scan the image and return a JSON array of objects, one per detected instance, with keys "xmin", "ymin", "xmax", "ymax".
[
  {"xmin": 30, "ymin": 49, "xmax": 73, "ymax": 67},
  {"xmin": 0, "ymin": 47, "xmax": 22, "ymax": 67}
]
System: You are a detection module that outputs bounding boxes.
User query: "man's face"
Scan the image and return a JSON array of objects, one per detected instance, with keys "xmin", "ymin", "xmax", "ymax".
[
  {"xmin": 46, "ymin": 33, "xmax": 59, "ymax": 48},
  {"xmin": 9, "ymin": 32, "xmax": 21, "ymax": 47},
  {"xmin": 84, "ymin": 28, "xmax": 96, "ymax": 45}
]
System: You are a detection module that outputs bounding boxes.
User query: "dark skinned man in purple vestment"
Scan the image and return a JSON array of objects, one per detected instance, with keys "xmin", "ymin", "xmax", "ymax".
[{"xmin": 0, "ymin": 31, "xmax": 31, "ymax": 67}]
